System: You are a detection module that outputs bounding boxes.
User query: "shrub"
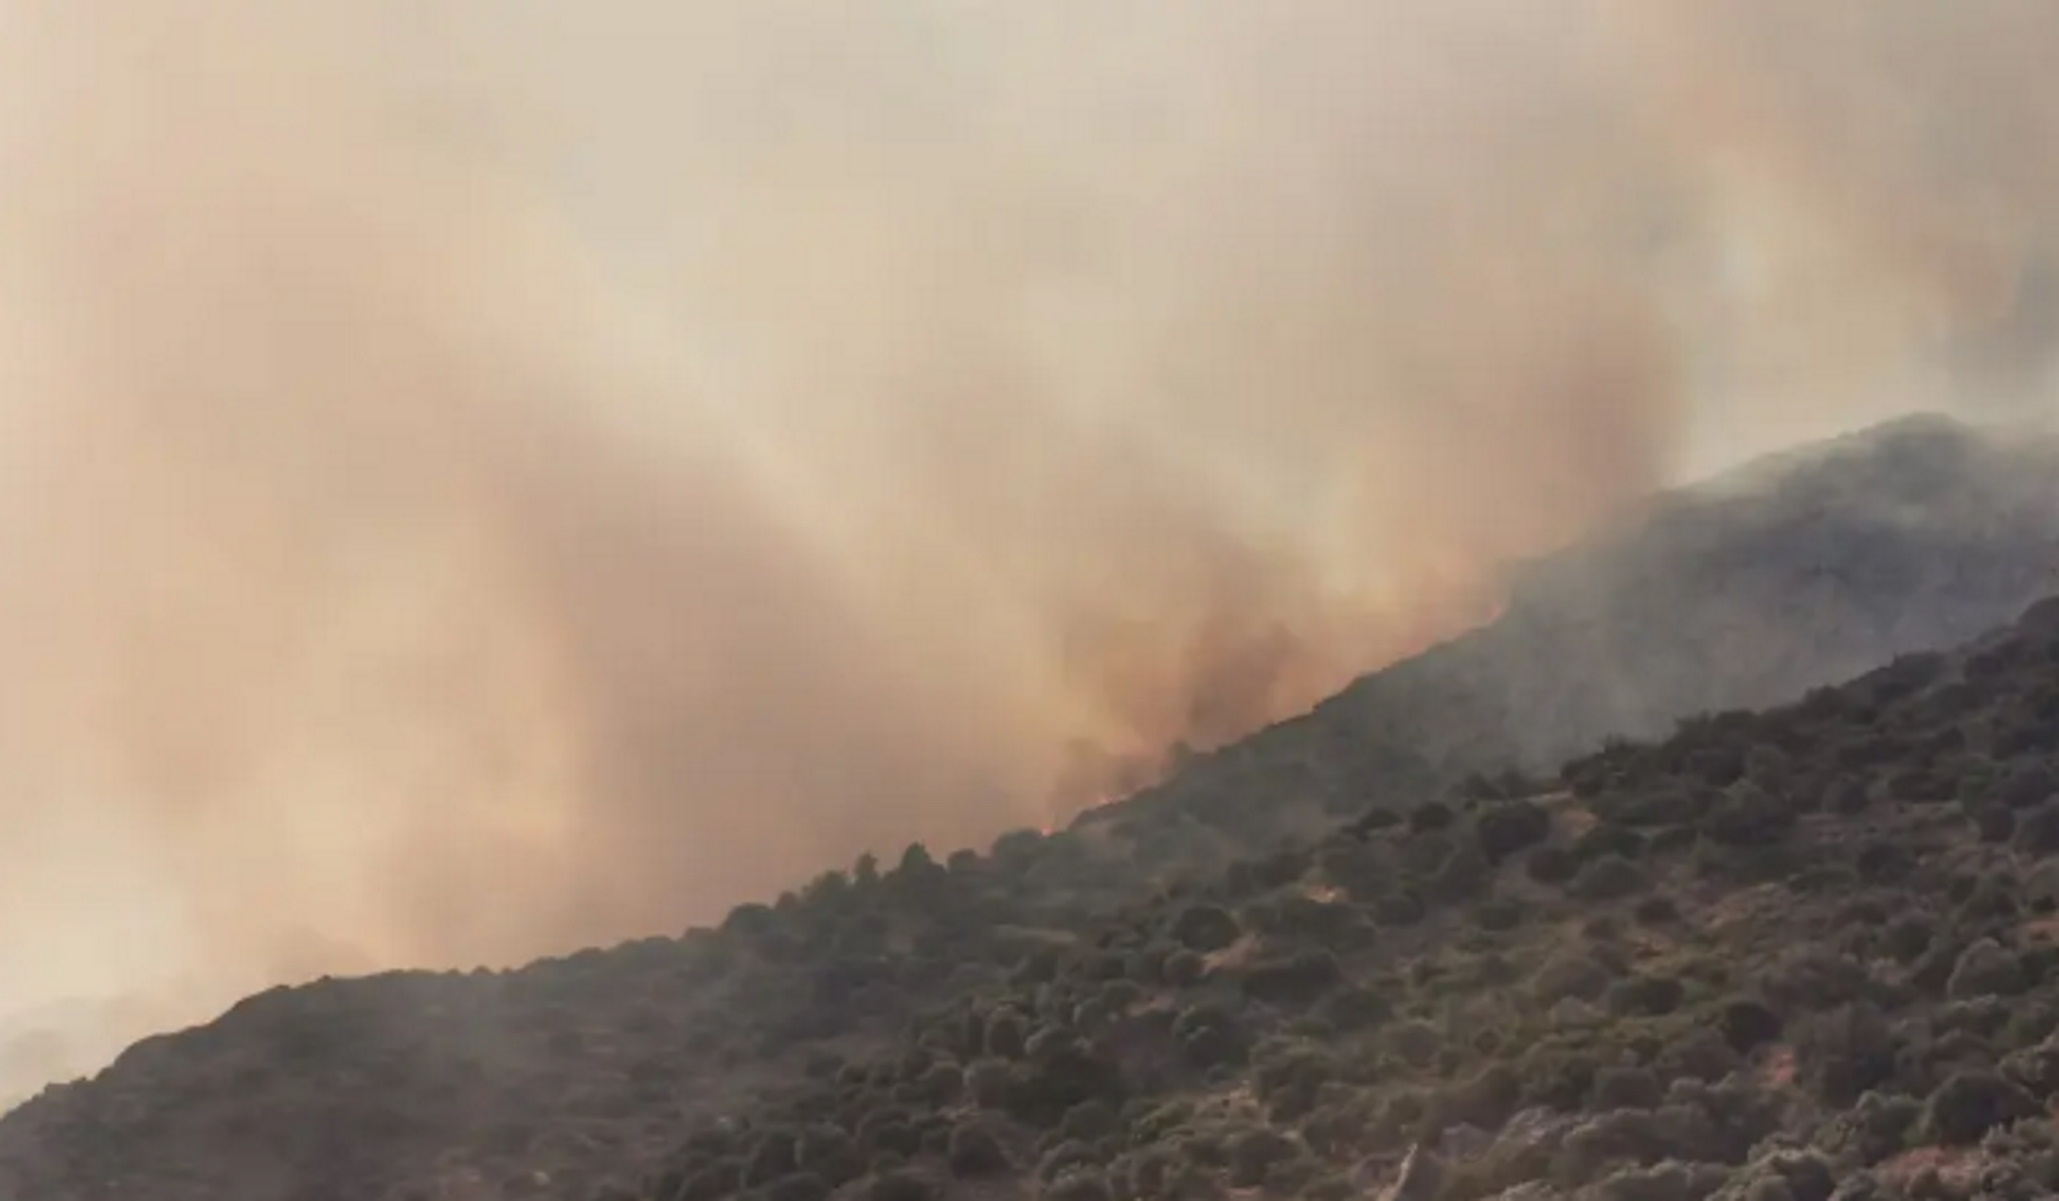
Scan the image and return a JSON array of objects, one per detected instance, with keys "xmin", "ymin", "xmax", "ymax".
[
  {"xmin": 1567, "ymin": 855, "xmax": 1648, "ymax": 901},
  {"xmin": 1226, "ymin": 1126, "xmax": 1299, "ymax": 1188},
  {"xmin": 1947, "ymin": 938, "xmax": 2027, "ymax": 1000},
  {"xmin": 1475, "ymin": 897, "xmax": 1524, "ymax": 931},
  {"xmin": 1409, "ymin": 802, "xmax": 1455, "ymax": 833},
  {"xmin": 1614, "ymin": 786, "xmax": 1711, "ymax": 827},
  {"xmin": 1884, "ymin": 915, "xmax": 1933, "ymax": 964},
  {"xmin": 986, "ymin": 1011, "xmax": 1029, "ymax": 1059},
  {"xmin": 2015, "ymin": 800, "xmax": 2059, "ymax": 856},
  {"xmin": 1814, "ymin": 1090, "xmax": 1921, "ymax": 1166},
  {"xmin": 1173, "ymin": 1003, "xmax": 1247, "ymax": 1070},
  {"xmin": 1703, "ymin": 785, "xmax": 1796, "ymax": 848},
  {"xmin": 1002, "ymin": 1039, "xmax": 1126, "ymax": 1127},
  {"xmin": 1384, "ymin": 1019, "xmax": 1442, "ymax": 1068},
  {"xmin": 2000, "ymin": 763, "xmax": 2056, "ymax": 809},
  {"xmin": 1160, "ymin": 949, "xmax": 1206, "ymax": 988},
  {"xmin": 1045, "ymin": 1170, "xmax": 1112, "ymax": 1201},
  {"xmin": 866, "ymin": 1171, "xmax": 936, "ymax": 1201},
  {"xmin": 1796, "ymin": 1003, "xmax": 1898, "ymax": 1108},
  {"xmin": 1653, "ymin": 1027, "xmax": 1742, "ymax": 1084},
  {"xmin": 1718, "ymin": 999, "xmax": 1784, "ymax": 1055},
  {"xmin": 1170, "ymin": 905, "xmax": 1240, "ymax": 953},
  {"xmin": 1925, "ymin": 1070, "xmax": 2039, "ymax": 1145},
  {"xmin": 1036, "ymin": 1142, "xmax": 1098, "ymax": 1184},
  {"xmin": 1532, "ymin": 952, "xmax": 1614, "ymax": 1005},
  {"xmin": 765, "ymin": 1174, "xmax": 831, "ymax": 1201},
  {"xmin": 796, "ymin": 1125, "xmax": 864, "ymax": 1185},
  {"xmin": 744, "ymin": 1131, "xmax": 801, "ymax": 1186},
  {"xmin": 1057, "ymin": 1100, "xmax": 1118, "ymax": 1144},
  {"xmin": 1971, "ymin": 804, "xmax": 2018, "ymax": 843},
  {"xmin": 1241, "ymin": 951, "xmax": 1342, "ymax": 1005},
  {"xmin": 1371, "ymin": 891, "xmax": 1427, "ymax": 928},
  {"xmin": 1826, "ymin": 777, "xmax": 1871, "ymax": 815},
  {"xmin": 1632, "ymin": 896, "xmax": 1680, "ymax": 926},
  {"xmin": 1526, "ymin": 845, "xmax": 1579, "ymax": 886},
  {"xmin": 964, "ymin": 1059, "xmax": 1013, "ymax": 1109},
  {"xmin": 1475, "ymin": 801, "xmax": 1553, "ymax": 862},
  {"xmin": 1517, "ymin": 1041, "xmax": 1603, "ymax": 1111},
  {"xmin": 1432, "ymin": 1062, "xmax": 1521, "ymax": 1131},
  {"xmin": 1314, "ymin": 984, "xmax": 1391, "ymax": 1033},
  {"xmin": 1854, "ymin": 840, "xmax": 1914, "ymax": 884},
  {"xmin": 1592, "ymin": 1066, "xmax": 1665, "ymax": 1111},
  {"xmin": 1604, "ymin": 975, "xmax": 1684, "ymax": 1017},
  {"xmin": 1573, "ymin": 824, "xmax": 1649, "ymax": 864}
]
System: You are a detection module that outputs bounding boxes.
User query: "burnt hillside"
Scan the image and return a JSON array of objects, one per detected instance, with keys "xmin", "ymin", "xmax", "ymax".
[{"xmin": 6, "ymin": 415, "xmax": 2059, "ymax": 1201}]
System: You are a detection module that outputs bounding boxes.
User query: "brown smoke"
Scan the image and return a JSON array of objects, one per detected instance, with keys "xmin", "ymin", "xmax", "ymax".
[{"xmin": 0, "ymin": 0, "xmax": 2052, "ymax": 1064}]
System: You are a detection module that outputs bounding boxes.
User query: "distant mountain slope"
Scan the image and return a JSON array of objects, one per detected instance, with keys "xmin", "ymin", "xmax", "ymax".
[
  {"xmin": 8, "ymin": 414, "xmax": 2059, "ymax": 1201},
  {"xmin": 1089, "ymin": 414, "xmax": 2059, "ymax": 854}
]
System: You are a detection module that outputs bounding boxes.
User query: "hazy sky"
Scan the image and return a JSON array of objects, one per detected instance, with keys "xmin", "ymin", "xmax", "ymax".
[{"xmin": 0, "ymin": 0, "xmax": 2053, "ymax": 1092}]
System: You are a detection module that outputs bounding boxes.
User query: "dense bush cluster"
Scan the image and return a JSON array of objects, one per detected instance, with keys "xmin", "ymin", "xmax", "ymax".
[{"xmin": 614, "ymin": 594, "xmax": 2059, "ymax": 1201}]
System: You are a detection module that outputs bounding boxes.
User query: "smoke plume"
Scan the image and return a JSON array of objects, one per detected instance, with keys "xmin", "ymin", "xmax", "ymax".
[{"xmin": 0, "ymin": 0, "xmax": 2052, "ymax": 1056}]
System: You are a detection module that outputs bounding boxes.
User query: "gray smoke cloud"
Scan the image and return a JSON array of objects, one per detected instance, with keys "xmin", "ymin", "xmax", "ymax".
[{"xmin": 0, "ymin": 0, "xmax": 2052, "ymax": 1087}]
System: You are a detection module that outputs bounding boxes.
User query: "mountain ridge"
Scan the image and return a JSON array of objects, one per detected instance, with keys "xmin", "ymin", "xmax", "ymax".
[{"xmin": 9, "ymin": 414, "xmax": 2059, "ymax": 1201}]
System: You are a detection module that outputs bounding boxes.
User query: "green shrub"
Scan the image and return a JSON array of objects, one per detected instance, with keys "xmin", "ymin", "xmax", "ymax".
[
  {"xmin": 2000, "ymin": 763, "xmax": 2056, "ymax": 809},
  {"xmin": 1045, "ymin": 1169, "xmax": 1112, "ymax": 1201},
  {"xmin": 1170, "ymin": 905, "xmax": 1241, "ymax": 953},
  {"xmin": 1947, "ymin": 938, "xmax": 2027, "ymax": 1000},
  {"xmin": 2016, "ymin": 800, "xmax": 2059, "ymax": 856},
  {"xmin": 744, "ymin": 1130, "xmax": 800, "ymax": 1186},
  {"xmin": 1475, "ymin": 897, "xmax": 1525, "ymax": 931},
  {"xmin": 1653, "ymin": 1027, "xmax": 1742, "ymax": 1085},
  {"xmin": 1813, "ymin": 1090, "xmax": 1920, "ymax": 1165},
  {"xmin": 947, "ymin": 1120, "xmax": 1013, "ymax": 1178},
  {"xmin": 1591, "ymin": 1066, "xmax": 1664, "ymax": 1111},
  {"xmin": 1226, "ymin": 1126, "xmax": 1299, "ymax": 1188},
  {"xmin": 1604, "ymin": 974, "xmax": 1684, "ymax": 1017},
  {"xmin": 1161, "ymin": 950, "xmax": 1206, "ymax": 988},
  {"xmin": 866, "ymin": 1170, "xmax": 935, "ymax": 1201},
  {"xmin": 1532, "ymin": 952, "xmax": 1614, "ymax": 1005},
  {"xmin": 1036, "ymin": 1141, "xmax": 1098, "ymax": 1183},
  {"xmin": 796, "ymin": 1125, "xmax": 864, "ymax": 1185},
  {"xmin": 1971, "ymin": 804, "xmax": 2018, "ymax": 843},
  {"xmin": 1384, "ymin": 1020, "xmax": 1441, "ymax": 1069},
  {"xmin": 1566, "ymin": 855, "xmax": 1648, "ymax": 901},
  {"xmin": 1241, "ymin": 951, "xmax": 1342, "ymax": 1005},
  {"xmin": 1718, "ymin": 999, "xmax": 1783, "ymax": 1055},
  {"xmin": 1409, "ymin": 802, "xmax": 1455, "ymax": 833},
  {"xmin": 1371, "ymin": 891, "xmax": 1427, "ymax": 927},
  {"xmin": 1632, "ymin": 896, "xmax": 1680, "ymax": 926},
  {"xmin": 1057, "ymin": 1100, "xmax": 1118, "ymax": 1144},
  {"xmin": 1526, "ymin": 845, "xmax": 1579, "ymax": 886},
  {"xmin": 1314, "ymin": 984, "xmax": 1391, "ymax": 1033},
  {"xmin": 913, "ymin": 1062, "xmax": 961, "ymax": 1106},
  {"xmin": 765, "ymin": 1174, "xmax": 831, "ymax": 1201},
  {"xmin": 1926, "ymin": 1070, "xmax": 2039, "ymax": 1145},
  {"xmin": 1796, "ymin": 1003, "xmax": 1898, "ymax": 1107},
  {"xmin": 1475, "ymin": 800, "xmax": 1553, "ymax": 862},
  {"xmin": 986, "ymin": 1011, "xmax": 1029, "ymax": 1059},
  {"xmin": 1172, "ymin": 1003, "xmax": 1247, "ymax": 1070},
  {"xmin": 1703, "ymin": 784, "xmax": 1796, "ymax": 848},
  {"xmin": 1573, "ymin": 823, "xmax": 1648, "ymax": 864}
]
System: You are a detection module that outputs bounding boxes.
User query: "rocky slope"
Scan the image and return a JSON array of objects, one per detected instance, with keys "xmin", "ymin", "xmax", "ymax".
[{"xmin": 6, "ymin": 414, "xmax": 2059, "ymax": 1201}]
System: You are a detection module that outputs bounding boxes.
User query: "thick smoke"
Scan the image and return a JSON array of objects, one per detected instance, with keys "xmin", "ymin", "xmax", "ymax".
[{"xmin": 0, "ymin": 0, "xmax": 2052, "ymax": 1070}]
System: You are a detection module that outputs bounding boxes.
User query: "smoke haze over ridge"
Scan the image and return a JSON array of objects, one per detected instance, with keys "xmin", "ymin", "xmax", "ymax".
[{"xmin": 0, "ymin": 0, "xmax": 2054, "ymax": 1075}]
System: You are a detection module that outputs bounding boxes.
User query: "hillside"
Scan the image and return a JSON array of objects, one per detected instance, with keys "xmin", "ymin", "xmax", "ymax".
[
  {"xmin": 7, "ymin": 415, "xmax": 2059, "ymax": 1200},
  {"xmin": 616, "ymin": 590, "xmax": 2059, "ymax": 1201}
]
